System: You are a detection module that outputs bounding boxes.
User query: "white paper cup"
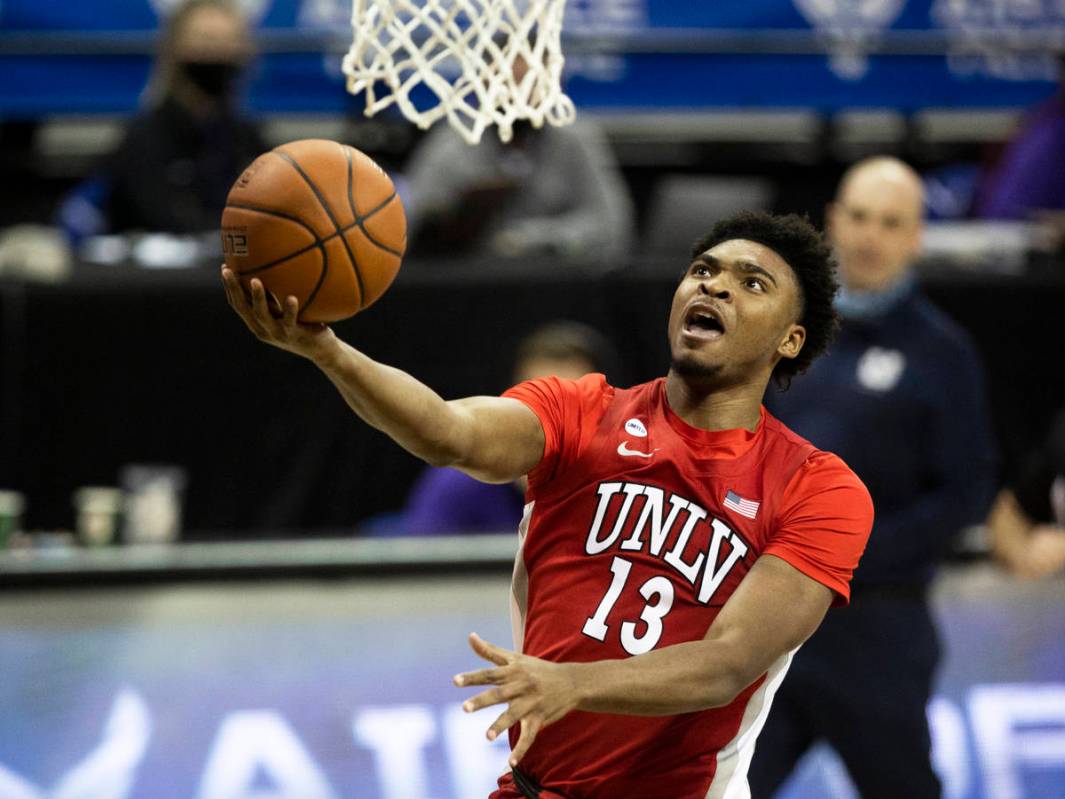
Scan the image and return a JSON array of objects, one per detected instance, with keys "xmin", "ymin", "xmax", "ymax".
[{"xmin": 73, "ymin": 487, "xmax": 123, "ymax": 547}]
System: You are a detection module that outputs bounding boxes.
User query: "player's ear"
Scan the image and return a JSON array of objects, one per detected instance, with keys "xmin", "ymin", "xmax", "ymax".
[{"xmin": 778, "ymin": 324, "xmax": 805, "ymax": 361}]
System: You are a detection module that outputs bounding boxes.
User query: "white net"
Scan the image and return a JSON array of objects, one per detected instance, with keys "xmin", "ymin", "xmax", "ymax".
[{"xmin": 342, "ymin": 0, "xmax": 576, "ymax": 145}]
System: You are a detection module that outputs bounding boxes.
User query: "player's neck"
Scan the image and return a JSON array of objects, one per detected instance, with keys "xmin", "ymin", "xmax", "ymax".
[{"xmin": 664, "ymin": 372, "xmax": 764, "ymax": 432}]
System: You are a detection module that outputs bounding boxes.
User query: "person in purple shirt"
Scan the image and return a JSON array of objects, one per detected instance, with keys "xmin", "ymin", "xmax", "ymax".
[
  {"xmin": 975, "ymin": 57, "xmax": 1065, "ymax": 223},
  {"xmin": 392, "ymin": 321, "xmax": 621, "ymax": 536}
]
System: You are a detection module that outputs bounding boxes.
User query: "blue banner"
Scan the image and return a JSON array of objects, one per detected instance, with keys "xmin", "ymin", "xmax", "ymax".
[
  {"xmin": 0, "ymin": 0, "xmax": 1062, "ymax": 115},
  {"xmin": 0, "ymin": 569, "xmax": 1063, "ymax": 798}
]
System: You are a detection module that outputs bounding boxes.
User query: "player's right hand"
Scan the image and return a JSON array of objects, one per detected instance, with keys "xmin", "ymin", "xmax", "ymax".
[
  {"xmin": 221, "ymin": 265, "xmax": 336, "ymax": 361},
  {"xmin": 454, "ymin": 633, "xmax": 583, "ymax": 767}
]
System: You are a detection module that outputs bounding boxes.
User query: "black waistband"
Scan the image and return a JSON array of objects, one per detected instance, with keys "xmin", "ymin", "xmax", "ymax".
[{"xmin": 511, "ymin": 766, "xmax": 542, "ymax": 799}]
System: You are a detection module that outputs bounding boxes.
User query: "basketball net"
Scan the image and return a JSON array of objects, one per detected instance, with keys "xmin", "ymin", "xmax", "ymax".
[{"xmin": 342, "ymin": 0, "xmax": 576, "ymax": 145}]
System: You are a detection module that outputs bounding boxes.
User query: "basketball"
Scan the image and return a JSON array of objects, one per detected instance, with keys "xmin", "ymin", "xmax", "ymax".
[{"xmin": 220, "ymin": 139, "xmax": 406, "ymax": 323}]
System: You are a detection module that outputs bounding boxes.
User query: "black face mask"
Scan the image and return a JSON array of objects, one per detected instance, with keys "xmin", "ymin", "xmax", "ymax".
[{"xmin": 179, "ymin": 60, "xmax": 242, "ymax": 98}]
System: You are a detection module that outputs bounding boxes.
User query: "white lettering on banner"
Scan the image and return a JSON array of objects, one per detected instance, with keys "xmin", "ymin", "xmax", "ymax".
[
  {"xmin": 441, "ymin": 705, "xmax": 510, "ymax": 799},
  {"xmin": 197, "ymin": 712, "xmax": 336, "ymax": 799},
  {"xmin": 296, "ymin": 0, "xmax": 348, "ymax": 28},
  {"xmin": 353, "ymin": 706, "xmax": 436, "ymax": 799},
  {"xmin": 2, "ymin": 687, "xmax": 1064, "ymax": 797},
  {"xmin": 564, "ymin": 0, "xmax": 647, "ymax": 82},
  {"xmin": 792, "ymin": 0, "xmax": 907, "ymax": 79},
  {"xmin": 0, "ymin": 769, "xmax": 38, "ymax": 799},
  {"xmin": 970, "ymin": 684, "xmax": 1065, "ymax": 799},
  {"xmin": 566, "ymin": 0, "xmax": 646, "ymax": 33},
  {"xmin": 299, "ymin": 0, "xmax": 653, "ymax": 31},
  {"xmin": 928, "ymin": 697, "xmax": 971, "ymax": 799},
  {"xmin": 932, "ymin": 0, "xmax": 1065, "ymax": 80},
  {"xmin": 53, "ymin": 689, "xmax": 152, "ymax": 799},
  {"xmin": 0, "ymin": 688, "xmax": 150, "ymax": 799},
  {"xmin": 294, "ymin": 0, "xmax": 354, "ymax": 78}
]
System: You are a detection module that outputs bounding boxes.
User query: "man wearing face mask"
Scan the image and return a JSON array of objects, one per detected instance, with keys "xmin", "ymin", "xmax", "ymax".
[
  {"xmin": 58, "ymin": 0, "xmax": 265, "ymax": 239},
  {"xmin": 749, "ymin": 157, "xmax": 996, "ymax": 799}
]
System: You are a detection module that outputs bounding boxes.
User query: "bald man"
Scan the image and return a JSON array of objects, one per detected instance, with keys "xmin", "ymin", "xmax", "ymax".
[{"xmin": 749, "ymin": 158, "xmax": 996, "ymax": 799}]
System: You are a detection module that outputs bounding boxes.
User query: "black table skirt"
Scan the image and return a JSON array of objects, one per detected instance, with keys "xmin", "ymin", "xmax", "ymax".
[{"xmin": 2, "ymin": 257, "xmax": 1062, "ymax": 535}]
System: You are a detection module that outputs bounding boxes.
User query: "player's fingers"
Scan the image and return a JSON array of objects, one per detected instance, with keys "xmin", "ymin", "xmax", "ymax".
[
  {"xmin": 220, "ymin": 267, "xmax": 246, "ymax": 309},
  {"xmin": 486, "ymin": 697, "xmax": 532, "ymax": 741},
  {"xmin": 221, "ymin": 274, "xmax": 239, "ymax": 311},
  {"xmin": 282, "ymin": 295, "xmax": 299, "ymax": 326},
  {"xmin": 468, "ymin": 632, "xmax": 511, "ymax": 666},
  {"xmin": 249, "ymin": 279, "xmax": 278, "ymax": 328},
  {"xmin": 454, "ymin": 666, "xmax": 507, "ymax": 687},
  {"xmin": 461, "ymin": 682, "xmax": 522, "ymax": 713},
  {"xmin": 221, "ymin": 269, "xmax": 266, "ymax": 333},
  {"xmin": 509, "ymin": 715, "xmax": 543, "ymax": 766},
  {"xmin": 263, "ymin": 288, "xmax": 284, "ymax": 318}
]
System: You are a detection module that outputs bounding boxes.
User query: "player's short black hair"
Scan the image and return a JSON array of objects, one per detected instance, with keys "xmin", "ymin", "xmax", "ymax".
[{"xmin": 689, "ymin": 211, "xmax": 839, "ymax": 389}]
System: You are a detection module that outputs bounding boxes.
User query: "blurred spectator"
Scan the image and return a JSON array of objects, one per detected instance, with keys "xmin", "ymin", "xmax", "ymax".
[
  {"xmin": 988, "ymin": 408, "xmax": 1065, "ymax": 579},
  {"xmin": 403, "ymin": 104, "xmax": 634, "ymax": 265},
  {"xmin": 973, "ymin": 56, "xmax": 1065, "ymax": 244},
  {"xmin": 751, "ymin": 157, "xmax": 996, "ymax": 799},
  {"xmin": 381, "ymin": 321, "xmax": 621, "ymax": 536},
  {"xmin": 0, "ymin": 226, "xmax": 71, "ymax": 282},
  {"xmin": 57, "ymin": 0, "xmax": 265, "ymax": 243}
]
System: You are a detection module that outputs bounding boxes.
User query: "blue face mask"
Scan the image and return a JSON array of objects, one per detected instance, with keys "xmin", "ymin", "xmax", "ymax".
[{"xmin": 835, "ymin": 270, "xmax": 917, "ymax": 320}]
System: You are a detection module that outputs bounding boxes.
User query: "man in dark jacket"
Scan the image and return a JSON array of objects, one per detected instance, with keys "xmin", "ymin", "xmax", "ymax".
[{"xmin": 750, "ymin": 157, "xmax": 997, "ymax": 799}]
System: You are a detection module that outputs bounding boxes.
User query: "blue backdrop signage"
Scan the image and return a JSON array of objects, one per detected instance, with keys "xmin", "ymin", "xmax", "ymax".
[
  {"xmin": 0, "ymin": 0, "xmax": 1062, "ymax": 115},
  {"xmin": 0, "ymin": 570, "xmax": 1062, "ymax": 799}
]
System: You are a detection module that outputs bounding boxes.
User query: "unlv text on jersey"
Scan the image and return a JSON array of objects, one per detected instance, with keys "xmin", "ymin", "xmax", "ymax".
[{"xmin": 584, "ymin": 481, "xmax": 751, "ymax": 607}]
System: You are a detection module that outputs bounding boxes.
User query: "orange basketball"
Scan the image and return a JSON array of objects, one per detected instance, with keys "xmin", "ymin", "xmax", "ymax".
[{"xmin": 221, "ymin": 139, "xmax": 406, "ymax": 323}]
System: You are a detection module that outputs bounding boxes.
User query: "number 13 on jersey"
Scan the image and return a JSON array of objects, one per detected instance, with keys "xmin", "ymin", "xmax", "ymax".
[{"xmin": 582, "ymin": 556, "xmax": 675, "ymax": 656}]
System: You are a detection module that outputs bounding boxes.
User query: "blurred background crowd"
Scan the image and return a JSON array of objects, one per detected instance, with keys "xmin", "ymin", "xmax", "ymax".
[
  {"xmin": 1, "ymin": 0, "xmax": 1062, "ymax": 543},
  {"xmin": 0, "ymin": 2, "xmax": 1063, "ymax": 798}
]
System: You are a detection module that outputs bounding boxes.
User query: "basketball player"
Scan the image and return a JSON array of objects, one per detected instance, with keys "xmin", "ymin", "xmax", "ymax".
[{"xmin": 221, "ymin": 210, "xmax": 873, "ymax": 798}]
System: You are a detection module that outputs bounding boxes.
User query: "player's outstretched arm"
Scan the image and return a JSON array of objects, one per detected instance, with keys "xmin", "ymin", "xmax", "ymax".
[
  {"xmin": 221, "ymin": 268, "xmax": 545, "ymax": 483},
  {"xmin": 455, "ymin": 555, "xmax": 833, "ymax": 765},
  {"xmin": 570, "ymin": 554, "xmax": 834, "ymax": 713}
]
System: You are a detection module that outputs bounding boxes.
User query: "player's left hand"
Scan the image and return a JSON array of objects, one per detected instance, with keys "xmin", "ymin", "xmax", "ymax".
[
  {"xmin": 221, "ymin": 266, "xmax": 336, "ymax": 361},
  {"xmin": 453, "ymin": 632, "xmax": 583, "ymax": 767}
]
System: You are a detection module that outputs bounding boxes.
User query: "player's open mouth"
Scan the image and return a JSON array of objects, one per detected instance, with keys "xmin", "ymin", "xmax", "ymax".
[{"xmin": 683, "ymin": 305, "xmax": 726, "ymax": 340}]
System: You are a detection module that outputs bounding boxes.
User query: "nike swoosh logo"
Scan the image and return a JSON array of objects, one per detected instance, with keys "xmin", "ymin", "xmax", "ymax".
[{"xmin": 617, "ymin": 441, "xmax": 657, "ymax": 458}]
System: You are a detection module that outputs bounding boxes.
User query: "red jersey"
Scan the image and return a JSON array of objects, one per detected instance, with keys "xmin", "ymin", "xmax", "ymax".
[{"xmin": 496, "ymin": 374, "xmax": 873, "ymax": 799}]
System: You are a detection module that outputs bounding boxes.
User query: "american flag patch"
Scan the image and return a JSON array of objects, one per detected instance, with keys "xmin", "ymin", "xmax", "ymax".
[{"xmin": 724, "ymin": 490, "xmax": 760, "ymax": 519}]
